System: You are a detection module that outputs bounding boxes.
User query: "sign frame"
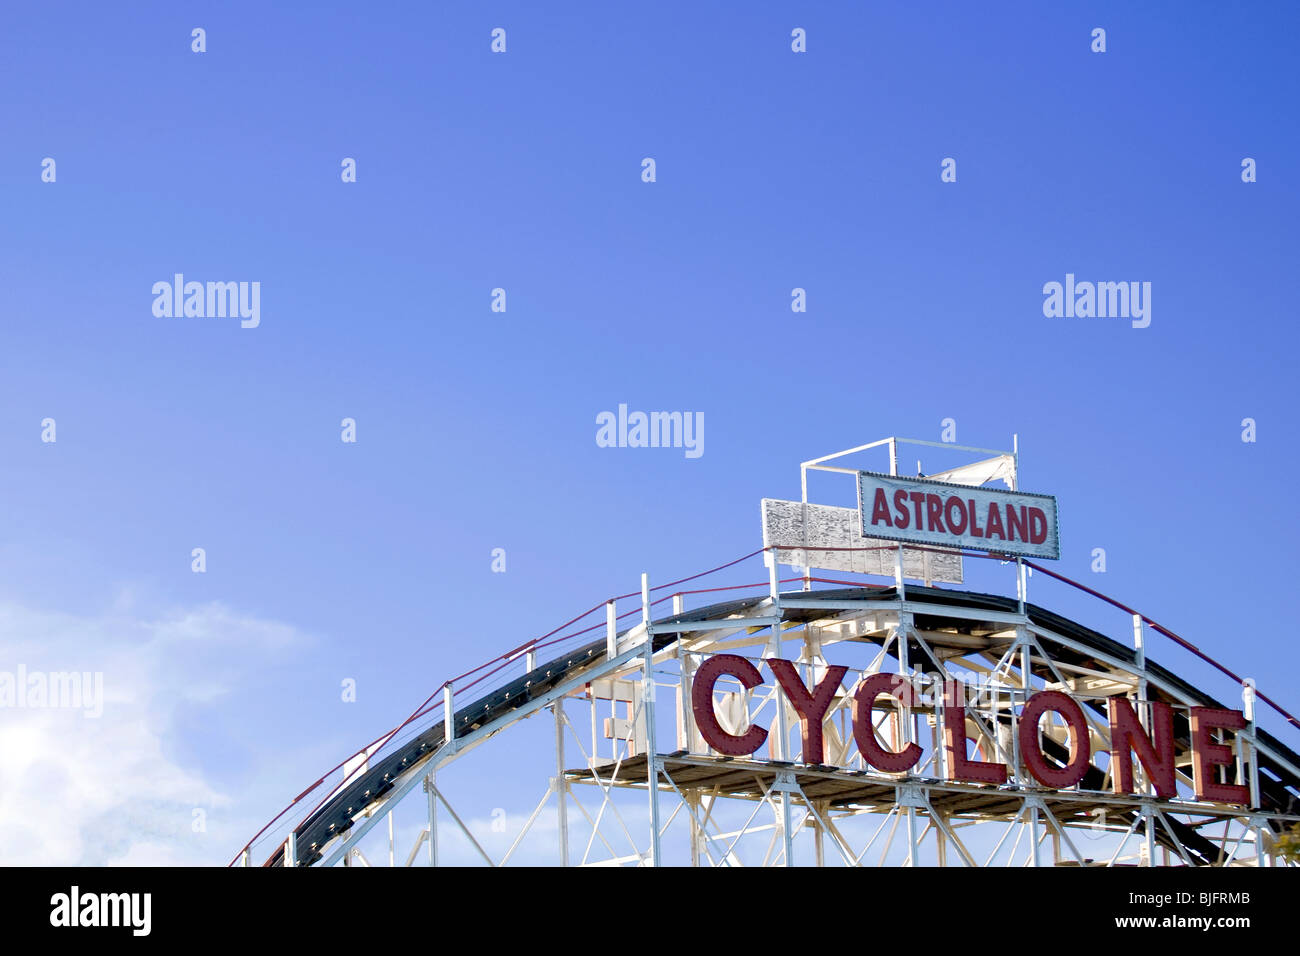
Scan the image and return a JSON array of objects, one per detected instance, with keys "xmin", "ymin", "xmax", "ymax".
[{"xmin": 855, "ymin": 469, "xmax": 1060, "ymax": 560}]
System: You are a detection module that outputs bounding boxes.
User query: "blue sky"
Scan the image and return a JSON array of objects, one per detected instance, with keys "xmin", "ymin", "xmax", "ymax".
[{"xmin": 0, "ymin": 1, "xmax": 1296, "ymax": 864}]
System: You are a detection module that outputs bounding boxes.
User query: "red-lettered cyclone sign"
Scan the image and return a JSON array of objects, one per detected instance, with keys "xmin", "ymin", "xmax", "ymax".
[{"xmin": 857, "ymin": 471, "xmax": 1060, "ymax": 560}]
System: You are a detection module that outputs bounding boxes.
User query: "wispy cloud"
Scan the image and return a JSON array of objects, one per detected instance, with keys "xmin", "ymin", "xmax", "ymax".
[{"xmin": 0, "ymin": 594, "xmax": 308, "ymax": 865}]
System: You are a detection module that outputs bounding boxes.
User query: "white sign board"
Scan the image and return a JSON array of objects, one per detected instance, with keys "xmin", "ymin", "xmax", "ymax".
[
  {"xmin": 761, "ymin": 499, "xmax": 963, "ymax": 584},
  {"xmin": 856, "ymin": 471, "xmax": 1059, "ymax": 560}
]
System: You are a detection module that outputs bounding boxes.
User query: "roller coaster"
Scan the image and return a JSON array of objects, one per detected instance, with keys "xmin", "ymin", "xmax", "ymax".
[{"xmin": 234, "ymin": 438, "xmax": 1300, "ymax": 867}]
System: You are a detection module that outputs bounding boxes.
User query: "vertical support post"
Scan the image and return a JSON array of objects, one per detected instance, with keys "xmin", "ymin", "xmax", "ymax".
[
  {"xmin": 896, "ymin": 616, "xmax": 912, "ymax": 749},
  {"xmin": 387, "ymin": 808, "xmax": 396, "ymax": 867},
  {"xmin": 426, "ymin": 772, "xmax": 437, "ymax": 867},
  {"xmin": 678, "ymin": 650, "xmax": 695, "ymax": 752},
  {"xmin": 240, "ymin": 847, "xmax": 251, "ymax": 867},
  {"xmin": 813, "ymin": 802, "xmax": 825, "ymax": 868},
  {"xmin": 799, "ymin": 464, "xmax": 812, "ymax": 592},
  {"xmin": 285, "ymin": 831, "xmax": 297, "ymax": 868},
  {"xmin": 1010, "ymin": 436, "xmax": 1026, "ymax": 612},
  {"xmin": 1243, "ymin": 679, "xmax": 1260, "ymax": 810},
  {"xmin": 898, "ymin": 612, "xmax": 917, "ymax": 868},
  {"xmin": 934, "ymin": 686, "xmax": 948, "ymax": 780},
  {"xmin": 889, "ymin": 439, "xmax": 907, "ymax": 600},
  {"xmin": 906, "ymin": 805, "xmax": 919, "ymax": 868},
  {"xmin": 553, "ymin": 700, "xmax": 570, "ymax": 867},
  {"xmin": 606, "ymin": 601, "xmax": 618, "ymax": 659},
  {"xmin": 1029, "ymin": 800, "xmax": 1041, "ymax": 867},
  {"xmin": 687, "ymin": 792, "xmax": 702, "ymax": 867},
  {"xmin": 1010, "ymin": 682, "xmax": 1021, "ymax": 789},
  {"xmin": 1142, "ymin": 804, "xmax": 1155, "ymax": 866},
  {"xmin": 1133, "ymin": 615, "xmax": 1152, "ymax": 796},
  {"xmin": 642, "ymin": 573, "xmax": 662, "ymax": 867},
  {"xmin": 778, "ymin": 774, "xmax": 795, "ymax": 867},
  {"xmin": 1015, "ymin": 559, "xmax": 1027, "ymax": 614},
  {"xmin": 1013, "ymin": 632, "xmax": 1031, "ymax": 785},
  {"xmin": 525, "ymin": 645, "xmax": 536, "ymax": 674},
  {"xmin": 1133, "ymin": 615, "xmax": 1146, "ymax": 674},
  {"xmin": 443, "ymin": 683, "xmax": 455, "ymax": 748},
  {"xmin": 764, "ymin": 624, "xmax": 793, "ymax": 867}
]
